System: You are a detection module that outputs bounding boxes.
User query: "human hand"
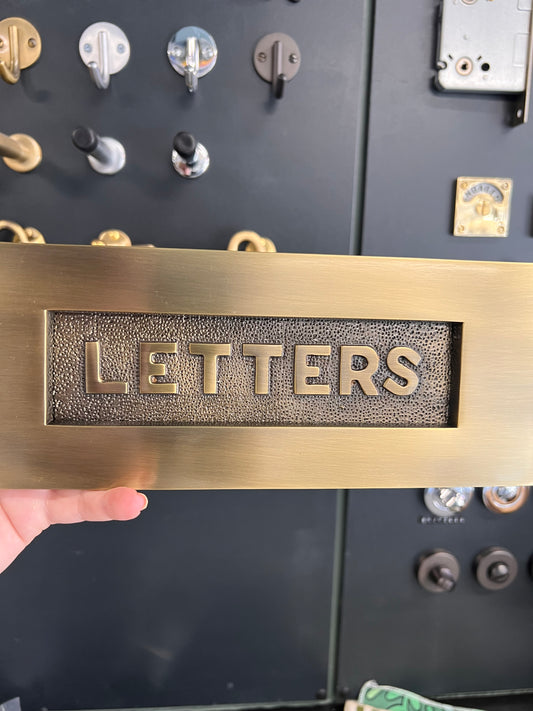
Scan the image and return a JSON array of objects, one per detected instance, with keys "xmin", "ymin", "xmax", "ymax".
[{"xmin": 0, "ymin": 488, "xmax": 148, "ymax": 574}]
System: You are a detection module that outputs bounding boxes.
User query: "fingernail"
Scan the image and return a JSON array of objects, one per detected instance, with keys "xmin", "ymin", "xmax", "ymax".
[{"xmin": 137, "ymin": 493, "xmax": 149, "ymax": 511}]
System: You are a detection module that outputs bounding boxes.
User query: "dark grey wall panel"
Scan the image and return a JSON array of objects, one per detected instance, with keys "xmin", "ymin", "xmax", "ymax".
[
  {"xmin": 337, "ymin": 489, "xmax": 533, "ymax": 697},
  {"xmin": 1, "ymin": 0, "xmax": 364, "ymax": 254},
  {"xmin": 0, "ymin": 2, "xmax": 364, "ymax": 708},
  {"xmin": 361, "ymin": 0, "xmax": 533, "ymax": 262},
  {"xmin": 0, "ymin": 491, "xmax": 337, "ymax": 710}
]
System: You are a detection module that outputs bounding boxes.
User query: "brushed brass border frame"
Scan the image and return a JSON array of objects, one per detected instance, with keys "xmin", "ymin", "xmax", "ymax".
[{"xmin": 1, "ymin": 243, "xmax": 532, "ymax": 490}]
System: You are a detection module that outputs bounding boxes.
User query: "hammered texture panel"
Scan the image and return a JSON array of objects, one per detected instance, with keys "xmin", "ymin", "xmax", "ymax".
[{"xmin": 48, "ymin": 312, "xmax": 458, "ymax": 426}]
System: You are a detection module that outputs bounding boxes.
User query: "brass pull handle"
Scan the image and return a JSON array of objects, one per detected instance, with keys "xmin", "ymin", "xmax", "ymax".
[
  {"xmin": 0, "ymin": 18, "xmax": 41, "ymax": 85},
  {"xmin": 227, "ymin": 231, "xmax": 277, "ymax": 253},
  {"xmin": 0, "ymin": 220, "xmax": 45, "ymax": 243},
  {"xmin": 0, "ymin": 132, "xmax": 42, "ymax": 172}
]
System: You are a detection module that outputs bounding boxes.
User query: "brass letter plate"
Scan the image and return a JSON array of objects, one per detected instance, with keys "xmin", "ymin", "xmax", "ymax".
[{"xmin": 1, "ymin": 244, "xmax": 532, "ymax": 489}]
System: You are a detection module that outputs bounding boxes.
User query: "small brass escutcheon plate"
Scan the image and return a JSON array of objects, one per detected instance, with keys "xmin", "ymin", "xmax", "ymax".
[
  {"xmin": 454, "ymin": 177, "xmax": 512, "ymax": 237},
  {"xmin": 1, "ymin": 244, "xmax": 533, "ymax": 490}
]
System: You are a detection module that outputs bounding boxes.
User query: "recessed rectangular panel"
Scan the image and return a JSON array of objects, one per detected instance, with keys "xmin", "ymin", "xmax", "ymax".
[
  {"xmin": 2, "ymin": 244, "xmax": 533, "ymax": 490},
  {"xmin": 48, "ymin": 312, "xmax": 460, "ymax": 427}
]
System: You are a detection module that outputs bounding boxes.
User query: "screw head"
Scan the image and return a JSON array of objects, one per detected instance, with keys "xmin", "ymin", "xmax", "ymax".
[
  {"xmin": 457, "ymin": 224, "xmax": 465, "ymax": 233},
  {"xmin": 497, "ymin": 224, "xmax": 505, "ymax": 234},
  {"xmin": 28, "ymin": 38, "xmax": 37, "ymax": 48},
  {"xmin": 83, "ymin": 43, "xmax": 92, "ymax": 53},
  {"xmin": 117, "ymin": 43, "xmax": 125, "ymax": 54},
  {"xmin": 257, "ymin": 51, "xmax": 267, "ymax": 62},
  {"xmin": 501, "ymin": 182, "xmax": 509, "ymax": 190},
  {"xmin": 201, "ymin": 45, "xmax": 214, "ymax": 60},
  {"xmin": 289, "ymin": 53, "xmax": 299, "ymax": 64}
]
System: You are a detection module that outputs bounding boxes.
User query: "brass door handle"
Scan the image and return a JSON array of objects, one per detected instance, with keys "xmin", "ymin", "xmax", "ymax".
[{"xmin": 0, "ymin": 18, "xmax": 41, "ymax": 84}]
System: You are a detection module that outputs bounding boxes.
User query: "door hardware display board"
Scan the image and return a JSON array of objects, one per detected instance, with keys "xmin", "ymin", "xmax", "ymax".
[
  {"xmin": 0, "ymin": 1, "xmax": 363, "ymax": 708},
  {"xmin": 2, "ymin": 0, "xmax": 533, "ymax": 708},
  {"xmin": 2, "ymin": 245, "xmax": 533, "ymax": 490},
  {"xmin": 337, "ymin": 0, "xmax": 533, "ymax": 702}
]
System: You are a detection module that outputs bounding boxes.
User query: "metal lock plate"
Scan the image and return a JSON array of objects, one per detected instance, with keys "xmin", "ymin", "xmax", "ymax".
[
  {"xmin": 79, "ymin": 22, "xmax": 130, "ymax": 77},
  {"xmin": 436, "ymin": 0, "xmax": 532, "ymax": 93},
  {"xmin": 453, "ymin": 177, "xmax": 512, "ymax": 237},
  {"xmin": 0, "ymin": 17, "xmax": 41, "ymax": 74}
]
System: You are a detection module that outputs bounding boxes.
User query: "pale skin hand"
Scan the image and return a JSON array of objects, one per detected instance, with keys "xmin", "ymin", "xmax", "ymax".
[{"xmin": 0, "ymin": 488, "xmax": 148, "ymax": 575}]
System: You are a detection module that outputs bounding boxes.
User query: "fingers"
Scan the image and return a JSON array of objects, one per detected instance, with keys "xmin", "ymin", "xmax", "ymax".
[
  {"xmin": 0, "ymin": 488, "xmax": 148, "ymax": 576},
  {"xmin": 45, "ymin": 488, "xmax": 148, "ymax": 525}
]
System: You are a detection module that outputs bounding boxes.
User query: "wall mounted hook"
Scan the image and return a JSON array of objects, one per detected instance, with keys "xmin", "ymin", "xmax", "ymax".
[
  {"xmin": 253, "ymin": 33, "xmax": 301, "ymax": 99},
  {"xmin": 79, "ymin": 22, "xmax": 130, "ymax": 89},
  {"xmin": 0, "ymin": 17, "xmax": 41, "ymax": 84},
  {"xmin": 167, "ymin": 26, "xmax": 217, "ymax": 94}
]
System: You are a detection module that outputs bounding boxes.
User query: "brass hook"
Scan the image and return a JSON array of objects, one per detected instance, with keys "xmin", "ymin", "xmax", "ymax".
[
  {"xmin": 0, "ymin": 220, "xmax": 45, "ymax": 243},
  {"xmin": 0, "ymin": 18, "xmax": 41, "ymax": 85},
  {"xmin": 0, "ymin": 24, "xmax": 20, "ymax": 84},
  {"xmin": 227, "ymin": 230, "xmax": 277, "ymax": 253}
]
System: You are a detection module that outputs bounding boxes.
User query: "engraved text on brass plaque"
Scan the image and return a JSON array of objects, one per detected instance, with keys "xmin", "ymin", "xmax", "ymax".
[{"xmin": 48, "ymin": 312, "xmax": 461, "ymax": 427}]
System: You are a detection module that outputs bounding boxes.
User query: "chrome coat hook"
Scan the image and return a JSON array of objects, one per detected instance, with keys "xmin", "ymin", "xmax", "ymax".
[
  {"xmin": 0, "ymin": 17, "xmax": 41, "ymax": 85},
  {"xmin": 167, "ymin": 26, "xmax": 217, "ymax": 94},
  {"xmin": 79, "ymin": 22, "xmax": 130, "ymax": 89}
]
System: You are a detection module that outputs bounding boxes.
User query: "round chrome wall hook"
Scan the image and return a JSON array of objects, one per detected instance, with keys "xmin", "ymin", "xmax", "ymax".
[
  {"xmin": 167, "ymin": 26, "xmax": 217, "ymax": 93},
  {"xmin": 79, "ymin": 22, "xmax": 130, "ymax": 89}
]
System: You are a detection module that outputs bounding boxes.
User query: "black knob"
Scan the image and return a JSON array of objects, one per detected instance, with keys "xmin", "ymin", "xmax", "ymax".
[
  {"xmin": 173, "ymin": 132, "xmax": 197, "ymax": 161},
  {"xmin": 429, "ymin": 565, "xmax": 457, "ymax": 592},
  {"xmin": 72, "ymin": 126, "xmax": 99, "ymax": 154}
]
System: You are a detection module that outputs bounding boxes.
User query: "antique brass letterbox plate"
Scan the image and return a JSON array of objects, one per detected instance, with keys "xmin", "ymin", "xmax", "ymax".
[{"xmin": 1, "ymin": 243, "xmax": 532, "ymax": 490}]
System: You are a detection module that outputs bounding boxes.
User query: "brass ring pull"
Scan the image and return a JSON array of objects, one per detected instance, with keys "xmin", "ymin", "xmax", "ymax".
[
  {"xmin": 0, "ymin": 220, "xmax": 45, "ymax": 243},
  {"xmin": 227, "ymin": 230, "xmax": 277, "ymax": 253}
]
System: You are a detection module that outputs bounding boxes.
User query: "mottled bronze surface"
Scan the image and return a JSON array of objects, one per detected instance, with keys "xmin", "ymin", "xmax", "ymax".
[{"xmin": 48, "ymin": 312, "xmax": 460, "ymax": 427}]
